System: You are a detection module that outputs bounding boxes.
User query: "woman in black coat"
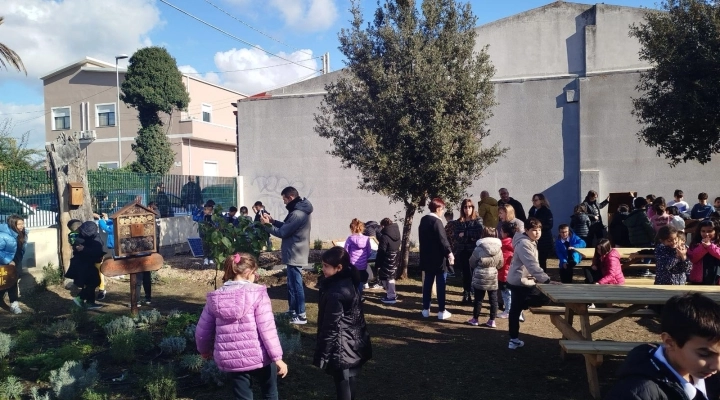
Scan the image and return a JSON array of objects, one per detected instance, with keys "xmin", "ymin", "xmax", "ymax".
[
  {"xmin": 528, "ymin": 193, "xmax": 554, "ymax": 272},
  {"xmin": 582, "ymin": 190, "xmax": 609, "ymax": 246},
  {"xmin": 375, "ymin": 218, "xmax": 401, "ymax": 304},
  {"xmin": 419, "ymin": 197, "xmax": 454, "ymax": 320},
  {"xmin": 453, "ymin": 199, "xmax": 484, "ymax": 304},
  {"xmin": 314, "ymin": 247, "xmax": 372, "ymax": 400}
]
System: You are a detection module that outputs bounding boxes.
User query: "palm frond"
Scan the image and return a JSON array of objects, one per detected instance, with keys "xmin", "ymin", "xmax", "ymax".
[{"xmin": 0, "ymin": 16, "xmax": 26, "ymax": 74}]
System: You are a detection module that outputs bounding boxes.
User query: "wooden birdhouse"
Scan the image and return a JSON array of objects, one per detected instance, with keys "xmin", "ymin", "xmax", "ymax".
[
  {"xmin": 110, "ymin": 202, "xmax": 158, "ymax": 257},
  {"xmin": 68, "ymin": 182, "xmax": 84, "ymax": 206}
]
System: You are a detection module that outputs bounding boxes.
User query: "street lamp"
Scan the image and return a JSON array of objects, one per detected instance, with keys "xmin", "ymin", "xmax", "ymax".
[{"xmin": 115, "ymin": 54, "xmax": 129, "ymax": 168}]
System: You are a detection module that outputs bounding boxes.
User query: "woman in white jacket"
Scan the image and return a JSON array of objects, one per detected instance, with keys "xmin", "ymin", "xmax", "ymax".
[{"xmin": 507, "ymin": 218, "xmax": 560, "ymax": 350}]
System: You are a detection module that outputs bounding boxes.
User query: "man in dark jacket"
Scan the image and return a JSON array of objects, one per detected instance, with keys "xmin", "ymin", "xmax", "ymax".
[
  {"xmin": 376, "ymin": 218, "xmax": 401, "ymax": 304},
  {"xmin": 609, "ymin": 204, "xmax": 632, "ymax": 247},
  {"xmin": 65, "ymin": 221, "xmax": 106, "ymax": 310},
  {"xmin": 498, "ymin": 188, "xmax": 527, "ymax": 222},
  {"xmin": 605, "ymin": 293, "xmax": 720, "ymax": 400},
  {"xmin": 624, "ymin": 198, "xmax": 656, "ymax": 247},
  {"xmin": 180, "ymin": 176, "xmax": 203, "ymax": 212},
  {"xmin": 260, "ymin": 187, "xmax": 313, "ymax": 325}
]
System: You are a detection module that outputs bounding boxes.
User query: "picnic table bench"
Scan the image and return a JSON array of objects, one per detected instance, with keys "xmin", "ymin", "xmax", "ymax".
[
  {"xmin": 574, "ymin": 247, "xmax": 655, "ymax": 273},
  {"xmin": 534, "ymin": 284, "xmax": 720, "ymax": 399}
]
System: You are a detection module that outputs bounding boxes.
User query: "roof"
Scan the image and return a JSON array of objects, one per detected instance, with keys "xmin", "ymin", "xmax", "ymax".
[
  {"xmin": 110, "ymin": 201, "xmax": 156, "ymax": 220},
  {"xmin": 40, "ymin": 57, "xmax": 117, "ymax": 80}
]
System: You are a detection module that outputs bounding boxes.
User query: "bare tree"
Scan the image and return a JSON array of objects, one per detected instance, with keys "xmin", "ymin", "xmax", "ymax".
[{"xmin": 0, "ymin": 16, "xmax": 26, "ymax": 74}]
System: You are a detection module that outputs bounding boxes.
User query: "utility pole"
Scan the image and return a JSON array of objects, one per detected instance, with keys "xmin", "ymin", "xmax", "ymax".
[{"xmin": 322, "ymin": 52, "xmax": 330, "ymax": 74}]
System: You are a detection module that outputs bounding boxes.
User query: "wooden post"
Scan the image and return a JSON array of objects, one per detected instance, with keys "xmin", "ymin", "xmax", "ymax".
[
  {"xmin": 101, "ymin": 253, "xmax": 163, "ymax": 316},
  {"xmin": 130, "ymin": 273, "xmax": 138, "ymax": 315},
  {"xmin": 46, "ymin": 133, "xmax": 94, "ymax": 273}
]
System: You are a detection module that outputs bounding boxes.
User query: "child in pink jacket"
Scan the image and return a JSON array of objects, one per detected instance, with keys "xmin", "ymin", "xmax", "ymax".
[
  {"xmin": 195, "ymin": 253, "xmax": 288, "ymax": 399},
  {"xmin": 594, "ymin": 239, "xmax": 625, "ymax": 285},
  {"xmin": 687, "ymin": 220, "xmax": 720, "ymax": 285}
]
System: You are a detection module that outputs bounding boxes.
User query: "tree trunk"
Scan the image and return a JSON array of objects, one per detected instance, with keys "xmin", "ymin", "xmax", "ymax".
[
  {"xmin": 46, "ymin": 133, "xmax": 94, "ymax": 273},
  {"xmin": 397, "ymin": 204, "xmax": 417, "ymax": 280}
]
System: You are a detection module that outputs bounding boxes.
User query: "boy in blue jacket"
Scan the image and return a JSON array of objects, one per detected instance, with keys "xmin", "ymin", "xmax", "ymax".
[{"xmin": 555, "ymin": 224, "xmax": 586, "ymax": 284}]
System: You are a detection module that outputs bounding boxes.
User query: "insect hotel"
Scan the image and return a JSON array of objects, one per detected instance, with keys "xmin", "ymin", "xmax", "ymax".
[{"xmin": 101, "ymin": 201, "xmax": 164, "ymax": 314}]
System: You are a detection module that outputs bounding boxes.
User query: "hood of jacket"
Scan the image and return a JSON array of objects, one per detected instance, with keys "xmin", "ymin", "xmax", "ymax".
[
  {"xmin": 287, "ymin": 197, "xmax": 314, "ymax": 215},
  {"xmin": 205, "ymin": 281, "xmax": 264, "ymax": 321},
  {"xmin": 381, "ymin": 223, "xmax": 401, "ymax": 242},
  {"xmin": 625, "ymin": 209, "xmax": 647, "ymax": 224},
  {"xmin": 79, "ymin": 221, "xmax": 98, "ymax": 238},
  {"xmin": 0, "ymin": 224, "xmax": 18, "ymax": 239},
  {"xmin": 480, "ymin": 196, "xmax": 498, "ymax": 207},
  {"xmin": 616, "ymin": 345, "xmax": 676, "ymax": 387},
  {"xmin": 475, "ymin": 237, "xmax": 502, "ymax": 256},
  {"xmin": 512, "ymin": 230, "xmax": 532, "ymax": 249}
]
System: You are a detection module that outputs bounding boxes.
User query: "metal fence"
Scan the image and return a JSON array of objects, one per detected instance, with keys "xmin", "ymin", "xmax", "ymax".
[{"xmin": 0, "ymin": 170, "xmax": 237, "ymax": 228}]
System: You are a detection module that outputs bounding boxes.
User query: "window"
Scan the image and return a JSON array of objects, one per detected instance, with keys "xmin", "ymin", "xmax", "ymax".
[
  {"xmin": 96, "ymin": 103, "xmax": 116, "ymax": 127},
  {"xmin": 98, "ymin": 161, "xmax": 119, "ymax": 170},
  {"xmin": 202, "ymin": 103, "xmax": 212, "ymax": 123},
  {"xmin": 51, "ymin": 107, "xmax": 71, "ymax": 130}
]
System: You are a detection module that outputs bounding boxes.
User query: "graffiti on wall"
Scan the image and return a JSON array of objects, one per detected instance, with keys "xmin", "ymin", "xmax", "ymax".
[{"xmin": 251, "ymin": 175, "xmax": 315, "ymax": 221}]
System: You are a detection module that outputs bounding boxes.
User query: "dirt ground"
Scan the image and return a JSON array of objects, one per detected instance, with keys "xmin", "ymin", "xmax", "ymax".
[{"xmin": 0, "ymin": 254, "xmax": 660, "ymax": 400}]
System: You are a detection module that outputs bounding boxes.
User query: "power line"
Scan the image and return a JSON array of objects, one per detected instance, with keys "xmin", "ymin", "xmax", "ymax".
[
  {"xmin": 0, "ymin": 109, "xmax": 46, "ymax": 116},
  {"xmin": 182, "ymin": 57, "xmax": 321, "ymax": 75},
  {"xmin": 157, "ymin": 0, "xmax": 319, "ymax": 72},
  {"xmin": 15, "ymin": 86, "xmax": 117, "ymax": 126},
  {"xmin": 203, "ymin": 0, "xmax": 314, "ymax": 57}
]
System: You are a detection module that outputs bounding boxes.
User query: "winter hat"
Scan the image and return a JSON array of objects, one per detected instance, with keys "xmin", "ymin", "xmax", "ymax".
[
  {"xmin": 67, "ymin": 219, "xmax": 82, "ymax": 232},
  {"xmin": 79, "ymin": 221, "xmax": 98, "ymax": 238}
]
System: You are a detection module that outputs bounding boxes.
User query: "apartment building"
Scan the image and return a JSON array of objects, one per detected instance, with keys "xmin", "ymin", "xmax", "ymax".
[{"xmin": 42, "ymin": 57, "xmax": 245, "ymax": 177}]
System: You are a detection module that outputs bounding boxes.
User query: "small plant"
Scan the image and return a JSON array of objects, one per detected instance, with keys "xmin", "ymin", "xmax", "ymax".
[
  {"xmin": 312, "ymin": 262, "xmax": 322, "ymax": 275},
  {"xmin": 164, "ymin": 312, "xmax": 199, "ymax": 336},
  {"xmin": 313, "ymin": 238, "xmax": 323, "ymax": 250},
  {"xmin": 136, "ymin": 309, "xmax": 162, "ymax": 325},
  {"xmin": 92, "ymin": 314, "xmax": 117, "ymax": 330},
  {"xmin": 49, "ymin": 360, "xmax": 99, "ymax": 400},
  {"xmin": 103, "ymin": 316, "xmax": 135, "ymax": 338},
  {"xmin": 15, "ymin": 342, "xmax": 93, "ymax": 380},
  {"xmin": 0, "ymin": 376, "xmax": 23, "ymax": 400},
  {"xmin": 13, "ymin": 330, "xmax": 38, "ymax": 354},
  {"xmin": 200, "ymin": 360, "xmax": 227, "ymax": 387},
  {"xmin": 81, "ymin": 388, "xmax": 108, "ymax": 400},
  {"xmin": 31, "ymin": 387, "xmax": 51, "ymax": 400},
  {"xmin": 108, "ymin": 332, "xmax": 136, "ymax": 363},
  {"xmin": 41, "ymin": 263, "xmax": 64, "ymax": 286},
  {"xmin": 143, "ymin": 364, "xmax": 176, "ymax": 400},
  {"xmin": 0, "ymin": 333, "xmax": 13, "ymax": 359},
  {"xmin": 135, "ymin": 330, "xmax": 155, "ymax": 354},
  {"xmin": 159, "ymin": 337, "xmax": 186, "ymax": 356},
  {"xmin": 69, "ymin": 306, "xmax": 90, "ymax": 327},
  {"xmin": 44, "ymin": 319, "xmax": 78, "ymax": 338},
  {"xmin": 180, "ymin": 354, "xmax": 204, "ymax": 373},
  {"xmin": 184, "ymin": 324, "xmax": 196, "ymax": 343}
]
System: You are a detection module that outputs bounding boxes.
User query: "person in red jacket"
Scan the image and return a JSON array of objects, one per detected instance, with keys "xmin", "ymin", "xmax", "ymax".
[
  {"xmin": 593, "ymin": 239, "xmax": 625, "ymax": 285},
  {"xmin": 498, "ymin": 222, "xmax": 514, "ymax": 319}
]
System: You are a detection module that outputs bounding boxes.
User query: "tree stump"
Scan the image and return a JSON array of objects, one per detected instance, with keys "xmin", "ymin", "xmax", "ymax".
[{"xmin": 46, "ymin": 133, "xmax": 94, "ymax": 273}]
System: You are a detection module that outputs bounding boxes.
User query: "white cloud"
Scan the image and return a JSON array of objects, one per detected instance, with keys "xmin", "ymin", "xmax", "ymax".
[
  {"xmin": 0, "ymin": 102, "xmax": 47, "ymax": 150},
  {"xmin": 211, "ymin": 47, "xmax": 320, "ymax": 94},
  {"xmin": 269, "ymin": 0, "xmax": 338, "ymax": 32},
  {"xmin": 177, "ymin": 65, "xmax": 222, "ymax": 85},
  {"xmin": 0, "ymin": 0, "xmax": 161, "ymax": 85}
]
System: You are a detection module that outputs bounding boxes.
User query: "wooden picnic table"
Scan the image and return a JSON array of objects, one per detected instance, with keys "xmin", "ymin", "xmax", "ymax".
[
  {"xmin": 536, "ymin": 284, "xmax": 720, "ymax": 399},
  {"xmin": 575, "ymin": 247, "xmax": 655, "ymax": 274}
]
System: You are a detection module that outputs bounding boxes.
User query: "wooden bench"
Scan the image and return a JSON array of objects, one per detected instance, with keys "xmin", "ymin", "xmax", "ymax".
[
  {"xmin": 530, "ymin": 306, "xmax": 656, "ymax": 317},
  {"xmin": 560, "ymin": 340, "xmax": 649, "ymax": 356}
]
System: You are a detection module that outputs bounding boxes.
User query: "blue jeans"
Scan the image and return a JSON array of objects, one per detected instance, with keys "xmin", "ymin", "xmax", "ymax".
[
  {"xmin": 286, "ymin": 265, "xmax": 306, "ymax": 316},
  {"xmin": 422, "ymin": 269, "xmax": 447, "ymax": 312},
  {"xmin": 230, "ymin": 363, "xmax": 278, "ymax": 400}
]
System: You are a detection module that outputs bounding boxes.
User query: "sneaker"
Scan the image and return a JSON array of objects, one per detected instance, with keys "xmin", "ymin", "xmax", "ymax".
[
  {"xmin": 370, "ymin": 283, "xmax": 382, "ymax": 290},
  {"xmin": 508, "ymin": 339, "xmax": 525, "ymax": 350},
  {"xmin": 86, "ymin": 303, "xmax": 104, "ymax": 310},
  {"xmin": 498, "ymin": 311, "xmax": 510, "ymax": 319},
  {"xmin": 421, "ymin": 309, "xmax": 430, "ymax": 318},
  {"xmin": 129, "ymin": 303, "xmax": 141, "ymax": 308},
  {"xmin": 209, "ymin": 259, "xmax": 215, "ymax": 265},
  {"xmin": 363, "ymin": 283, "xmax": 370, "ymax": 289},
  {"xmin": 380, "ymin": 296, "xmax": 397, "ymax": 304},
  {"xmin": 485, "ymin": 320, "xmax": 496, "ymax": 328},
  {"xmin": 203, "ymin": 258, "xmax": 209, "ymax": 266},
  {"xmin": 144, "ymin": 299, "xmax": 152, "ymax": 305},
  {"xmin": 466, "ymin": 318, "xmax": 479, "ymax": 326},
  {"xmin": 519, "ymin": 311, "xmax": 525, "ymax": 322},
  {"xmin": 588, "ymin": 303, "xmax": 596, "ymax": 309},
  {"xmin": 438, "ymin": 310, "xmax": 452, "ymax": 320},
  {"xmin": 73, "ymin": 296, "xmax": 83, "ymax": 307},
  {"xmin": 9, "ymin": 301, "xmax": 21, "ymax": 315},
  {"xmin": 97, "ymin": 290, "xmax": 107, "ymax": 301},
  {"xmin": 290, "ymin": 315, "xmax": 308, "ymax": 325}
]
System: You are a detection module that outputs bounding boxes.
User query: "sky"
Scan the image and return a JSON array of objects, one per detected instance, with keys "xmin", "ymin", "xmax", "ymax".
[{"xmin": 0, "ymin": 0, "xmax": 659, "ymax": 150}]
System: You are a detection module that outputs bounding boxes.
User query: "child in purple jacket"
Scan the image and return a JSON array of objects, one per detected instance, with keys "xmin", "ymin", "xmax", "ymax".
[
  {"xmin": 195, "ymin": 253, "xmax": 288, "ymax": 399},
  {"xmin": 344, "ymin": 218, "xmax": 372, "ymax": 295}
]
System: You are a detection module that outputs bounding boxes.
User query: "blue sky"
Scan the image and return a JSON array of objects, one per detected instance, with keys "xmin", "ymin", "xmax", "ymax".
[{"xmin": 0, "ymin": 0, "xmax": 659, "ymax": 149}]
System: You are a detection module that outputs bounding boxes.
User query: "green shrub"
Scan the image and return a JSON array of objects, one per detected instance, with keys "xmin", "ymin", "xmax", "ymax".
[
  {"xmin": 81, "ymin": 388, "xmax": 108, "ymax": 400},
  {"xmin": 0, "ymin": 333, "xmax": 13, "ymax": 360},
  {"xmin": 184, "ymin": 324, "xmax": 196, "ymax": 343},
  {"xmin": 200, "ymin": 360, "xmax": 226, "ymax": 387},
  {"xmin": 159, "ymin": 337, "xmax": 185, "ymax": 356},
  {"xmin": 15, "ymin": 342, "xmax": 93, "ymax": 380},
  {"xmin": 164, "ymin": 313, "xmax": 199, "ymax": 336},
  {"xmin": 91, "ymin": 314, "xmax": 117, "ymax": 330},
  {"xmin": 0, "ymin": 376, "xmax": 23, "ymax": 400},
  {"xmin": 41, "ymin": 263, "xmax": 64, "ymax": 286},
  {"xmin": 108, "ymin": 332, "xmax": 136, "ymax": 363},
  {"xmin": 179, "ymin": 354, "xmax": 204, "ymax": 373},
  {"xmin": 103, "ymin": 316, "xmax": 135, "ymax": 338},
  {"xmin": 313, "ymin": 238, "xmax": 323, "ymax": 250},
  {"xmin": 69, "ymin": 306, "xmax": 90, "ymax": 327},
  {"xmin": 143, "ymin": 365, "xmax": 176, "ymax": 400},
  {"xmin": 30, "ymin": 387, "xmax": 51, "ymax": 400},
  {"xmin": 312, "ymin": 262, "xmax": 322, "ymax": 275},
  {"xmin": 49, "ymin": 361, "xmax": 99, "ymax": 400},
  {"xmin": 44, "ymin": 319, "xmax": 78, "ymax": 339},
  {"xmin": 135, "ymin": 330, "xmax": 155, "ymax": 354},
  {"xmin": 137, "ymin": 309, "xmax": 162, "ymax": 325},
  {"xmin": 13, "ymin": 330, "xmax": 38, "ymax": 354}
]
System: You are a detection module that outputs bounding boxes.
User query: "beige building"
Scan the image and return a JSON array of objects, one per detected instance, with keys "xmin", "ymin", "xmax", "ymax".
[{"xmin": 42, "ymin": 57, "xmax": 245, "ymax": 177}]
